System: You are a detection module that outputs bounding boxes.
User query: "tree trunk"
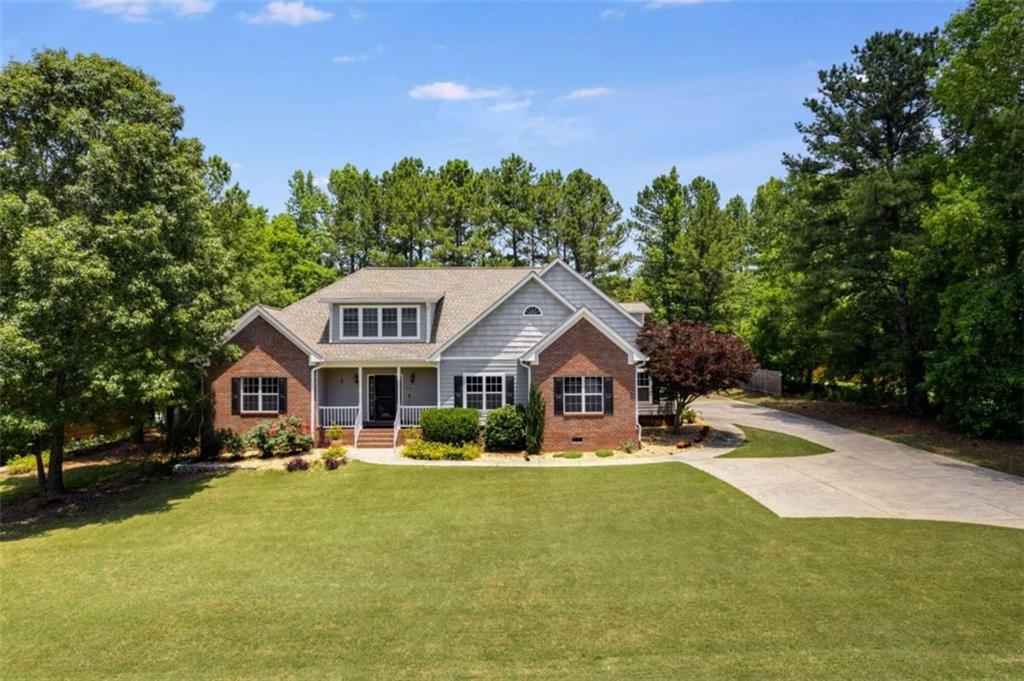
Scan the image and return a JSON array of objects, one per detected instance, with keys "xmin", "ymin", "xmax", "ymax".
[
  {"xmin": 673, "ymin": 401, "xmax": 685, "ymax": 435},
  {"xmin": 46, "ymin": 421, "xmax": 66, "ymax": 495},
  {"xmin": 34, "ymin": 451, "xmax": 47, "ymax": 494}
]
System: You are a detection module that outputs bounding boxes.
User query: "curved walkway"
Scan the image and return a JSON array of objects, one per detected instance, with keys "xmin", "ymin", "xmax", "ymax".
[
  {"xmin": 689, "ymin": 397, "xmax": 1024, "ymax": 529},
  {"xmin": 350, "ymin": 397, "xmax": 1023, "ymax": 529}
]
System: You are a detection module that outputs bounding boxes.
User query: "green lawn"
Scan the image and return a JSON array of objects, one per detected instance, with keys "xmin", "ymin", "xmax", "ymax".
[
  {"xmin": 2, "ymin": 463, "xmax": 1021, "ymax": 680},
  {"xmin": 720, "ymin": 424, "xmax": 834, "ymax": 458}
]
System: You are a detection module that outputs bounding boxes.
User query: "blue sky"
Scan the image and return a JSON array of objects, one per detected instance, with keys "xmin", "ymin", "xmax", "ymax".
[{"xmin": 3, "ymin": 1, "xmax": 960, "ymax": 214}]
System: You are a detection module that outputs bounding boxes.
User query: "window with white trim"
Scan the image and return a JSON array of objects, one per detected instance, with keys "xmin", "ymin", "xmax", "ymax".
[
  {"xmin": 637, "ymin": 371, "xmax": 651, "ymax": 403},
  {"xmin": 339, "ymin": 306, "xmax": 420, "ymax": 339},
  {"xmin": 241, "ymin": 377, "xmax": 279, "ymax": 413},
  {"xmin": 523, "ymin": 305, "xmax": 542, "ymax": 317},
  {"xmin": 401, "ymin": 307, "xmax": 418, "ymax": 337},
  {"xmin": 564, "ymin": 376, "xmax": 604, "ymax": 414},
  {"xmin": 464, "ymin": 374, "xmax": 505, "ymax": 411}
]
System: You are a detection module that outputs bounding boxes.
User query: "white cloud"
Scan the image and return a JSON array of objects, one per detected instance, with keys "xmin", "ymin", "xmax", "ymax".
[
  {"xmin": 242, "ymin": 1, "xmax": 332, "ymax": 26},
  {"xmin": 408, "ymin": 81, "xmax": 507, "ymax": 101},
  {"xmin": 75, "ymin": 0, "xmax": 214, "ymax": 22},
  {"xmin": 563, "ymin": 86, "xmax": 614, "ymax": 100},
  {"xmin": 600, "ymin": 8, "xmax": 626, "ymax": 20},
  {"xmin": 490, "ymin": 98, "xmax": 532, "ymax": 112},
  {"xmin": 313, "ymin": 175, "xmax": 329, "ymax": 189},
  {"xmin": 346, "ymin": 5, "xmax": 365, "ymax": 21},
  {"xmin": 332, "ymin": 46, "xmax": 384, "ymax": 64}
]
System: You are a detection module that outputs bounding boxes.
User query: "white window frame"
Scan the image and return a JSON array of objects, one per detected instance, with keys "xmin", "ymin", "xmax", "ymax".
[
  {"xmin": 463, "ymin": 373, "xmax": 506, "ymax": 412},
  {"xmin": 241, "ymin": 377, "xmax": 280, "ymax": 414},
  {"xmin": 339, "ymin": 305, "xmax": 420, "ymax": 340},
  {"xmin": 637, "ymin": 370, "xmax": 652, "ymax": 404},
  {"xmin": 563, "ymin": 376, "xmax": 604, "ymax": 414},
  {"xmin": 523, "ymin": 305, "xmax": 543, "ymax": 317}
]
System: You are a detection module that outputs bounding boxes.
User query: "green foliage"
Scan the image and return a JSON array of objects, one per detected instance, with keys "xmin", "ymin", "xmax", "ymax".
[
  {"xmin": 420, "ymin": 408, "xmax": 480, "ymax": 445},
  {"xmin": 595, "ymin": 449, "xmax": 614, "ymax": 458},
  {"xmin": 401, "ymin": 439, "xmax": 482, "ymax": 461},
  {"xmin": 322, "ymin": 445, "xmax": 348, "ymax": 459},
  {"xmin": 0, "ymin": 49, "xmax": 238, "ymax": 493},
  {"xmin": 630, "ymin": 170, "xmax": 744, "ymax": 326},
  {"xmin": 524, "ymin": 382, "xmax": 546, "ymax": 455},
  {"xmin": 245, "ymin": 416, "xmax": 313, "ymax": 458},
  {"xmin": 483, "ymin": 405, "xmax": 526, "ymax": 451},
  {"xmin": 619, "ymin": 441, "xmax": 635, "ymax": 454},
  {"xmin": 553, "ymin": 451, "xmax": 582, "ymax": 459},
  {"xmin": 325, "ymin": 426, "xmax": 345, "ymax": 442},
  {"xmin": 682, "ymin": 408, "xmax": 699, "ymax": 424}
]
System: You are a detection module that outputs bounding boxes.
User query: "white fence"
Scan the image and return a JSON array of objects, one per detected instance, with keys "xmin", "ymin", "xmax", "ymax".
[
  {"xmin": 319, "ymin": 406, "xmax": 359, "ymax": 427},
  {"xmin": 398, "ymin": 405, "xmax": 431, "ymax": 428},
  {"xmin": 740, "ymin": 369, "xmax": 783, "ymax": 396}
]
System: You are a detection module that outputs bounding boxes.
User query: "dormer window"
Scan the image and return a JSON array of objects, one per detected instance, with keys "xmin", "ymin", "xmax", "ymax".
[
  {"xmin": 339, "ymin": 305, "xmax": 419, "ymax": 339},
  {"xmin": 523, "ymin": 305, "xmax": 543, "ymax": 317}
]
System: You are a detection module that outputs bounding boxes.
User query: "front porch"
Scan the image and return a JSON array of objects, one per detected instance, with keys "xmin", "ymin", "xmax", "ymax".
[{"xmin": 314, "ymin": 365, "xmax": 437, "ymax": 447}]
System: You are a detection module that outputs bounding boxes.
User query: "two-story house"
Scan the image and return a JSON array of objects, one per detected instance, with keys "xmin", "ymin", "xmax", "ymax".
[{"xmin": 210, "ymin": 260, "xmax": 668, "ymax": 451}]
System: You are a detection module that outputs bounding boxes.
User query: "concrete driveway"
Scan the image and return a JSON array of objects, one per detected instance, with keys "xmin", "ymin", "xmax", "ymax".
[{"xmin": 688, "ymin": 397, "xmax": 1024, "ymax": 529}]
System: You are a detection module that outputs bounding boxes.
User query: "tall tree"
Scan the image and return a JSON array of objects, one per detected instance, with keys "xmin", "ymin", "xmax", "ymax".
[
  {"xmin": 556, "ymin": 169, "xmax": 630, "ymax": 291},
  {"xmin": 286, "ymin": 169, "xmax": 329, "ymax": 237},
  {"xmin": 0, "ymin": 50, "xmax": 238, "ymax": 493},
  {"xmin": 784, "ymin": 29, "xmax": 941, "ymax": 412},
  {"xmin": 533, "ymin": 169, "xmax": 564, "ymax": 264},
  {"xmin": 487, "ymin": 154, "xmax": 536, "ymax": 265},
  {"xmin": 922, "ymin": 0, "xmax": 1023, "ymax": 435},
  {"xmin": 630, "ymin": 167, "xmax": 688, "ymax": 321},
  {"xmin": 380, "ymin": 157, "xmax": 435, "ymax": 265},
  {"xmin": 325, "ymin": 164, "xmax": 381, "ymax": 273},
  {"xmin": 431, "ymin": 159, "xmax": 493, "ymax": 265}
]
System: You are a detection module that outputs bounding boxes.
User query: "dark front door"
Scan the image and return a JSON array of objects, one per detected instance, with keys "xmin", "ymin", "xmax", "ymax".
[{"xmin": 371, "ymin": 375, "xmax": 397, "ymax": 421}]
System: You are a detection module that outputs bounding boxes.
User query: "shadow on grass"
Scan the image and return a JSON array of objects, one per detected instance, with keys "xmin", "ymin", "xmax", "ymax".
[{"xmin": 0, "ymin": 459, "xmax": 224, "ymax": 542}]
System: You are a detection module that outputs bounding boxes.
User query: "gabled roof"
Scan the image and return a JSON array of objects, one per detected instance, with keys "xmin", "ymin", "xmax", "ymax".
[
  {"xmin": 223, "ymin": 305, "xmax": 324, "ymax": 363},
  {"xmin": 540, "ymin": 260, "xmax": 642, "ymax": 328},
  {"xmin": 520, "ymin": 307, "xmax": 647, "ymax": 365},
  {"xmin": 428, "ymin": 272, "xmax": 575, "ymax": 360},
  {"xmin": 271, "ymin": 267, "xmax": 539, "ymax": 361}
]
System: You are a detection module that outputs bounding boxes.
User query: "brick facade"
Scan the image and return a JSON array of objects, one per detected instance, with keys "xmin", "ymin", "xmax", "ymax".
[
  {"xmin": 210, "ymin": 316, "xmax": 312, "ymax": 435},
  {"xmin": 533, "ymin": 318, "xmax": 638, "ymax": 452}
]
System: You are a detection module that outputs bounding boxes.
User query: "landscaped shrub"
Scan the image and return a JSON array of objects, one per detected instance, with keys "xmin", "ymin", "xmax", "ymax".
[
  {"xmin": 619, "ymin": 440, "xmax": 635, "ymax": 454},
  {"xmin": 525, "ymin": 382, "xmax": 545, "ymax": 455},
  {"xmin": 420, "ymin": 408, "xmax": 479, "ymax": 445},
  {"xmin": 323, "ymin": 455, "xmax": 350, "ymax": 470},
  {"xmin": 246, "ymin": 416, "xmax": 313, "ymax": 458},
  {"xmin": 595, "ymin": 449, "xmax": 614, "ymax": 458},
  {"xmin": 285, "ymin": 457, "xmax": 309, "ymax": 472},
  {"xmin": 402, "ymin": 439, "xmax": 482, "ymax": 461},
  {"xmin": 682, "ymin": 408, "xmax": 699, "ymax": 424},
  {"xmin": 322, "ymin": 445, "xmax": 348, "ymax": 459},
  {"xmin": 553, "ymin": 451, "xmax": 582, "ymax": 459},
  {"xmin": 325, "ymin": 426, "xmax": 344, "ymax": 443},
  {"xmin": 484, "ymin": 405, "xmax": 525, "ymax": 451}
]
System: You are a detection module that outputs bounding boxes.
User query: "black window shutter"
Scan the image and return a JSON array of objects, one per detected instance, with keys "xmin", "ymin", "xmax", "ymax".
[
  {"xmin": 553, "ymin": 377, "xmax": 564, "ymax": 415},
  {"xmin": 454, "ymin": 375, "xmax": 463, "ymax": 407},
  {"xmin": 651, "ymin": 376, "xmax": 661, "ymax": 402},
  {"xmin": 505, "ymin": 374, "xmax": 515, "ymax": 406},
  {"xmin": 231, "ymin": 378, "xmax": 240, "ymax": 415},
  {"xmin": 604, "ymin": 376, "xmax": 614, "ymax": 414},
  {"xmin": 278, "ymin": 377, "xmax": 288, "ymax": 413}
]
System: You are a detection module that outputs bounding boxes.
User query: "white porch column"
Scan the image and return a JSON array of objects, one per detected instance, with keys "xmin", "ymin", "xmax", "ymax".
[
  {"xmin": 357, "ymin": 366, "xmax": 363, "ymax": 425},
  {"xmin": 396, "ymin": 366, "xmax": 402, "ymax": 424}
]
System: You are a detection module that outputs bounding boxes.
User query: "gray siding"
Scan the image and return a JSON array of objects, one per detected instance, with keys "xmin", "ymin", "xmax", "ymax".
[
  {"xmin": 541, "ymin": 265, "xmax": 641, "ymax": 341},
  {"xmin": 320, "ymin": 367, "xmax": 360, "ymax": 406},
  {"xmin": 400, "ymin": 367, "xmax": 437, "ymax": 406},
  {"xmin": 329, "ymin": 303, "xmax": 427, "ymax": 343},
  {"xmin": 444, "ymin": 279, "xmax": 572, "ymax": 358},
  {"xmin": 439, "ymin": 359, "xmax": 529, "ymax": 408}
]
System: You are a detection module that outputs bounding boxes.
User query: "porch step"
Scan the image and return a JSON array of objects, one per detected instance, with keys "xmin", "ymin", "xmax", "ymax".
[{"xmin": 357, "ymin": 428, "xmax": 395, "ymax": 448}]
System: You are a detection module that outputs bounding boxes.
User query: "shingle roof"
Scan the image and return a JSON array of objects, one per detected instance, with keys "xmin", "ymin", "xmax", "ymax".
[
  {"xmin": 620, "ymin": 302, "xmax": 652, "ymax": 314},
  {"xmin": 271, "ymin": 267, "xmax": 539, "ymax": 361}
]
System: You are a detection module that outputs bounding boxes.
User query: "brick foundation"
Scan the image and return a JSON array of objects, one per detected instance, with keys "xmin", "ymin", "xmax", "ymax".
[
  {"xmin": 210, "ymin": 316, "xmax": 312, "ymax": 436},
  {"xmin": 533, "ymin": 319, "xmax": 638, "ymax": 452}
]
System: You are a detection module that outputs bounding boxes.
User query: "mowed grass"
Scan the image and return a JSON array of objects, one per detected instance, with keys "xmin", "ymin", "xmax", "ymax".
[
  {"xmin": 2, "ymin": 463, "xmax": 1022, "ymax": 680},
  {"xmin": 720, "ymin": 424, "xmax": 834, "ymax": 458}
]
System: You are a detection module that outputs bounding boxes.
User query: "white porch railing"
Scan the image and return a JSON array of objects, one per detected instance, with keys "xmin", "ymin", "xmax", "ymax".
[
  {"xmin": 398, "ymin": 405, "xmax": 431, "ymax": 428},
  {"xmin": 319, "ymin": 406, "xmax": 359, "ymax": 428}
]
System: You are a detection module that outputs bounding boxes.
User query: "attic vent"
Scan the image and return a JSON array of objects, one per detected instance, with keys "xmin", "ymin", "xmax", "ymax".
[{"xmin": 523, "ymin": 305, "xmax": 543, "ymax": 317}]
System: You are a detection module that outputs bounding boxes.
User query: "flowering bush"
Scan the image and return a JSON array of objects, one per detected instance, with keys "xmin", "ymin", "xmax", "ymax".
[
  {"xmin": 246, "ymin": 415, "xmax": 312, "ymax": 458},
  {"xmin": 402, "ymin": 439, "xmax": 482, "ymax": 461}
]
